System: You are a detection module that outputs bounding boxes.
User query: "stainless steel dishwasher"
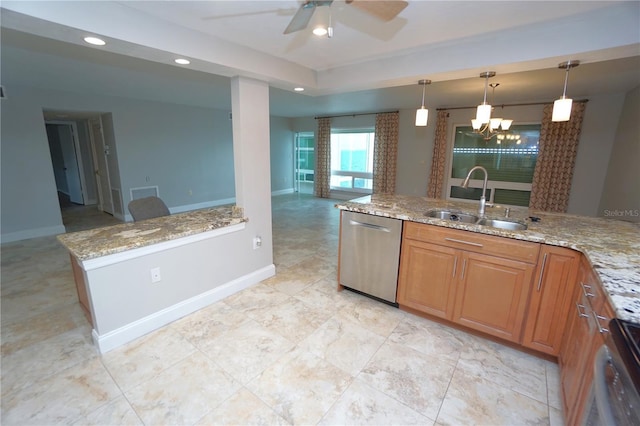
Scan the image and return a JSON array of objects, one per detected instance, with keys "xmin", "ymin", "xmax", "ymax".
[{"xmin": 339, "ymin": 211, "xmax": 403, "ymax": 304}]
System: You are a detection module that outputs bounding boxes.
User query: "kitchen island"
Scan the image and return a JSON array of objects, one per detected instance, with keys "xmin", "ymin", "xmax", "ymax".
[
  {"xmin": 335, "ymin": 194, "xmax": 640, "ymax": 323},
  {"xmin": 335, "ymin": 194, "xmax": 639, "ymax": 425},
  {"xmin": 57, "ymin": 205, "xmax": 275, "ymax": 354}
]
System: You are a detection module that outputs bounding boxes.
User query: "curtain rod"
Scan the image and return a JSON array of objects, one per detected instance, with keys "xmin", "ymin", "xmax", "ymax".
[
  {"xmin": 314, "ymin": 110, "xmax": 399, "ymax": 120},
  {"xmin": 436, "ymin": 99, "xmax": 588, "ymax": 111}
]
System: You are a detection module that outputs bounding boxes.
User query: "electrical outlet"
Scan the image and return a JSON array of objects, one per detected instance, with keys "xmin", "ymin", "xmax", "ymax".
[
  {"xmin": 253, "ymin": 236, "xmax": 262, "ymax": 250},
  {"xmin": 150, "ymin": 267, "xmax": 161, "ymax": 283}
]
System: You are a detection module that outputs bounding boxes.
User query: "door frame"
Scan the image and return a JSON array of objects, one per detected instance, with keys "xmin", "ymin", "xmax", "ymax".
[{"xmin": 88, "ymin": 116, "xmax": 114, "ymax": 215}]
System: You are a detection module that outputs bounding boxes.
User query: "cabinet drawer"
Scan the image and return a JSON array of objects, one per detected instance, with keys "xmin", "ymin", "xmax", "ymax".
[{"xmin": 404, "ymin": 221, "xmax": 540, "ymax": 264}]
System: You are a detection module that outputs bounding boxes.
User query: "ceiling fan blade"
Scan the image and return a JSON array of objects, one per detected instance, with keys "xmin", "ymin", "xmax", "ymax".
[
  {"xmin": 283, "ymin": 3, "xmax": 317, "ymax": 34},
  {"xmin": 347, "ymin": 0, "xmax": 408, "ymax": 22}
]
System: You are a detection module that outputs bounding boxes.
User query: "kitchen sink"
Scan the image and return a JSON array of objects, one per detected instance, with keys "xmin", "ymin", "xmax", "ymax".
[
  {"xmin": 476, "ymin": 218, "xmax": 528, "ymax": 231},
  {"xmin": 425, "ymin": 210, "xmax": 479, "ymax": 224}
]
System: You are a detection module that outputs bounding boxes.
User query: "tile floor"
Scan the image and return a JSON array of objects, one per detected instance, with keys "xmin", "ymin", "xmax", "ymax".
[{"xmin": 1, "ymin": 193, "xmax": 564, "ymax": 425}]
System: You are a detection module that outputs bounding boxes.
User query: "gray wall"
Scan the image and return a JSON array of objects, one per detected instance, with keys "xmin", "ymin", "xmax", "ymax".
[
  {"xmin": 598, "ymin": 85, "xmax": 640, "ymax": 222},
  {"xmin": 270, "ymin": 116, "xmax": 294, "ymax": 193},
  {"xmin": 0, "ymin": 82, "xmax": 296, "ymax": 242}
]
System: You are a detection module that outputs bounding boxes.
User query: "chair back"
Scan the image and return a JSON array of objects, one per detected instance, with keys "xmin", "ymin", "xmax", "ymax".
[{"xmin": 128, "ymin": 196, "xmax": 170, "ymax": 221}]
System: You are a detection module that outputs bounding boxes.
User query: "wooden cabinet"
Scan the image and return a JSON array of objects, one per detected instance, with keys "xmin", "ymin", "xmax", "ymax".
[
  {"xmin": 397, "ymin": 239, "xmax": 457, "ymax": 320},
  {"xmin": 453, "ymin": 251, "xmax": 534, "ymax": 342},
  {"xmin": 522, "ymin": 245, "xmax": 580, "ymax": 355},
  {"xmin": 398, "ymin": 222, "xmax": 539, "ymax": 343},
  {"xmin": 559, "ymin": 256, "xmax": 614, "ymax": 426}
]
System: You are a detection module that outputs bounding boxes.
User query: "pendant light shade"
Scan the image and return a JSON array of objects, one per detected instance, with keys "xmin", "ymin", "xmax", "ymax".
[
  {"xmin": 475, "ymin": 71, "xmax": 496, "ymax": 124},
  {"xmin": 552, "ymin": 60, "xmax": 580, "ymax": 122},
  {"xmin": 415, "ymin": 79, "xmax": 431, "ymax": 127}
]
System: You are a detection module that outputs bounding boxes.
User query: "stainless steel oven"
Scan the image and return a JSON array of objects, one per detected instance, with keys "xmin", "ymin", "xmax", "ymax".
[{"xmin": 585, "ymin": 318, "xmax": 640, "ymax": 425}]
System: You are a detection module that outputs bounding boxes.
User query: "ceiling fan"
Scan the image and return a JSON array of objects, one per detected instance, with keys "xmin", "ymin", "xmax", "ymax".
[{"xmin": 283, "ymin": 0, "xmax": 409, "ymax": 35}]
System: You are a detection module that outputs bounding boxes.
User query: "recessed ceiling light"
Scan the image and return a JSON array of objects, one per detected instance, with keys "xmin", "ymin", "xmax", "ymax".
[
  {"xmin": 294, "ymin": 87, "xmax": 304, "ymax": 92},
  {"xmin": 312, "ymin": 27, "xmax": 328, "ymax": 36},
  {"xmin": 174, "ymin": 58, "xmax": 190, "ymax": 65},
  {"xmin": 83, "ymin": 36, "xmax": 106, "ymax": 46}
]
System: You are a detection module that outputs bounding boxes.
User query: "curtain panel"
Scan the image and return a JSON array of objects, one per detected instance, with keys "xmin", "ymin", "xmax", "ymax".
[
  {"xmin": 372, "ymin": 111, "xmax": 400, "ymax": 194},
  {"xmin": 427, "ymin": 110, "xmax": 450, "ymax": 199},
  {"xmin": 530, "ymin": 102, "xmax": 586, "ymax": 212},
  {"xmin": 314, "ymin": 117, "xmax": 332, "ymax": 198}
]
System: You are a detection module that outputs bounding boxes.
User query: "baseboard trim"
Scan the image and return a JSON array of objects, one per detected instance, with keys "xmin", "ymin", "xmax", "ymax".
[
  {"xmin": 1, "ymin": 225, "xmax": 67, "ymax": 244},
  {"xmin": 92, "ymin": 264, "xmax": 276, "ymax": 353}
]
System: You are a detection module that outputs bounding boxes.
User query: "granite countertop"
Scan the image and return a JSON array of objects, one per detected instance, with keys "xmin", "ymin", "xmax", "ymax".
[
  {"xmin": 335, "ymin": 194, "xmax": 640, "ymax": 324},
  {"xmin": 57, "ymin": 206, "xmax": 247, "ymax": 261}
]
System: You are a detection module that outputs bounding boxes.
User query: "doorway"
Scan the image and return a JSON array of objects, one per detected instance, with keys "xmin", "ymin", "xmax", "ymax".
[{"xmin": 44, "ymin": 112, "xmax": 120, "ymax": 232}]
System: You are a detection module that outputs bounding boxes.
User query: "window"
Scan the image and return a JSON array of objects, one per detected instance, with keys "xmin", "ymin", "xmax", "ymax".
[
  {"xmin": 447, "ymin": 124, "xmax": 540, "ymax": 207},
  {"xmin": 295, "ymin": 132, "xmax": 314, "ymax": 194},
  {"xmin": 330, "ymin": 129, "xmax": 375, "ymax": 193}
]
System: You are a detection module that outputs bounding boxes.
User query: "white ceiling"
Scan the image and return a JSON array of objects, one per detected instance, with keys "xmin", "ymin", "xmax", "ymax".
[{"xmin": 1, "ymin": 1, "xmax": 639, "ymax": 118}]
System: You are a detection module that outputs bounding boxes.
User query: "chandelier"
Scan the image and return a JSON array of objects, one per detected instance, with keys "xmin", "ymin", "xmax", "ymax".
[{"xmin": 471, "ymin": 72, "xmax": 513, "ymax": 141}]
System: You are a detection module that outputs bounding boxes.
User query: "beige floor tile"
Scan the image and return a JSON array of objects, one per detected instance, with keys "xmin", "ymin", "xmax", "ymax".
[
  {"xmin": 73, "ymin": 395, "xmax": 143, "ymax": 425},
  {"xmin": 1, "ymin": 357, "xmax": 122, "ymax": 425},
  {"xmin": 319, "ymin": 377, "xmax": 434, "ymax": 425},
  {"xmin": 199, "ymin": 319, "xmax": 296, "ymax": 384},
  {"xmin": 436, "ymin": 368, "xmax": 549, "ymax": 425},
  {"xmin": 101, "ymin": 326, "xmax": 197, "ymax": 391},
  {"xmin": 389, "ymin": 314, "xmax": 466, "ymax": 364},
  {"xmin": 263, "ymin": 255, "xmax": 336, "ymax": 296},
  {"xmin": 247, "ymin": 296, "xmax": 334, "ymax": 343},
  {"xmin": 247, "ymin": 347, "xmax": 353, "ymax": 425},
  {"xmin": 195, "ymin": 388, "xmax": 290, "ymax": 425},
  {"xmin": 457, "ymin": 335, "xmax": 549, "ymax": 404},
  {"xmin": 125, "ymin": 351, "xmax": 241, "ymax": 425},
  {"xmin": 1, "ymin": 327, "xmax": 97, "ymax": 398},
  {"xmin": 298, "ymin": 316, "xmax": 386, "ymax": 376},
  {"xmin": 168, "ymin": 300, "xmax": 252, "ymax": 348},
  {"xmin": 549, "ymin": 405, "xmax": 565, "ymax": 426},
  {"xmin": 546, "ymin": 361, "xmax": 563, "ymax": 410},
  {"xmin": 293, "ymin": 277, "xmax": 360, "ymax": 312},
  {"xmin": 223, "ymin": 282, "xmax": 291, "ymax": 314},
  {"xmin": 336, "ymin": 294, "xmax": 406, "ymax": 337},
  {"xmin": 358, "ymin": 341, "xmax": 456, "ymax": 420}
]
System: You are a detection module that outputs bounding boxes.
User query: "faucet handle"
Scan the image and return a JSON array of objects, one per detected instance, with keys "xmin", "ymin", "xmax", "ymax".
[{"xmin": 504, "ymin": 208, "xmax": 511, "ymax": 218}]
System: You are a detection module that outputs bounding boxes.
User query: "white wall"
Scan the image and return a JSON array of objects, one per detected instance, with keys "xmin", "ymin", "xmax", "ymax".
[{"xmin": 598, "ymin": 85, "xmax": 640, "ymax": 222}]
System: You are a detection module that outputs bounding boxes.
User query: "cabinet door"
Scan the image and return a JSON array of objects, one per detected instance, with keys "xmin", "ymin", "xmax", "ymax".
[
  {"xmin": 452, "ymin": 252, "xmax": 534, "ymax": 342},
  {"xmin": 522, "ymin": 246, "xmax": 580, "ymax": 355},
  {"xmin": 397, "ymin": 239, "xmax": 457, "ymax": 320}
]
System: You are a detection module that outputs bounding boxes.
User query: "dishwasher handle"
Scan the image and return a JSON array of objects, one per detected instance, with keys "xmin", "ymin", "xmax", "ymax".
[{"xmin": 349, "ymin": 220, "xmax": 391, "ymax": 232}]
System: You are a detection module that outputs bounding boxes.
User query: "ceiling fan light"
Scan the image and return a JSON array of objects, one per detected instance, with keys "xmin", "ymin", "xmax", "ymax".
[
  {"xmin": 312, "ymin": 26, "xmax": 328, "ymax": 36},
  {"xmin": 501, "ymin": 119, "xmax": 513, "ymax": 130},
  {"xmin": 415, "ymin": 107, "xmax": 428, "ymax": 126},
  {"xmin": 476, "ymin": 103, "xmax": 492, "ymax": 124},
  {"xmin": 552, "ymin": 96, "xmax": 573, "ymax": 122}
]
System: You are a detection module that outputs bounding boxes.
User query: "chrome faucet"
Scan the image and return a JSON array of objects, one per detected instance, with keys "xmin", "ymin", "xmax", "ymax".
[{"xmin": 461, "ymin": 165, "xmax": 490, "ymax": 216}]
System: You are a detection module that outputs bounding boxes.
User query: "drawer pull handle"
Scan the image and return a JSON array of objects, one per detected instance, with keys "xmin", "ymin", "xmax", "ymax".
[
  {"xmin": 576, "ymin": 302, "xmax": 589, "ymax": 318},
  {"xmin": 581, "ymin": 282, "xmax": 595, "ymax": 298},
  {"xmin": 593, "ymin": 312, "xmax": 609, "ymax": 334},
  {"xmin": 536, "ymin": 253, "xmax": 548, "ymax": 292},
  {"xmin": 452, "ymin": 257, "xmax": 458, "ymax": 278},
  {"xmin": 444, "ymin": 237, "xmax": 483, "ymax": 247},
  {"xmin": 461, "ymin": 259, "xmax": 467, "ymax": 280}
]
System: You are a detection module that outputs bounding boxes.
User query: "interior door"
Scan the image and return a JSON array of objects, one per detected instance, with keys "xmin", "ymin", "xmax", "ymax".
[
  {"xmin": 88, "ymin": 117, "xmax": 113, "ymax": 214},
  {"xmin": 57, "ymin": 124, "xmax": 84, "ymax": 204}
]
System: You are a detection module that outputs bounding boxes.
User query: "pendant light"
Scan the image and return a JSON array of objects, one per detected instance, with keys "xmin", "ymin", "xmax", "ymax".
[
  {"xmin": 552, "ymin": 60, "xmax": 580, "ymax": 122},
  {"xmin": 475, "ymin": 71, "xmax": 496, "ymax": 125},
  {"xmin": 415, "ymin": 79, "xmax": 431, "ymax": 126}
]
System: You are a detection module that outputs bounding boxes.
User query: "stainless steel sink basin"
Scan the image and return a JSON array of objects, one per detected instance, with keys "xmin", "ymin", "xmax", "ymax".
[
  {"xmin": 476, "ymin": 218, "xmax": 528, "ymax": 231},
  {"xmin": 425, "ymin": 210, "xmax": 479, "ymax": 224}
]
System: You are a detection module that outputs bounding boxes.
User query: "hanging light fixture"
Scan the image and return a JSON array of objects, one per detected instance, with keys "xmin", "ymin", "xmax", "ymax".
[
  {"xmin": 474, "ymin": 71, "xmax": 495, "ymax": 125},
  {"xmin": 415, "ymin": 79, "xmax": 431, "ymax": 126},
  {"xmin": 470, "ymin": 82, "xmax": 513, "ymax": 140},
  {"xmin": 552, "ymin": 60, "xmax": 580, "ymax": 122}
]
